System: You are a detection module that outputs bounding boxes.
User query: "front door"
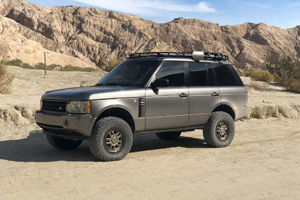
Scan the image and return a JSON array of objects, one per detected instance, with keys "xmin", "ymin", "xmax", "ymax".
[{"xmin": 145, "ymin": 61, "xmax": 188, "ymax": 131}]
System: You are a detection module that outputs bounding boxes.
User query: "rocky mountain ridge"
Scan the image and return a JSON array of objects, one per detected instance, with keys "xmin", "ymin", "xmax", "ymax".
[{"xmin": 0, "ymin": 0, "xmax": 299, "ymax": 69}]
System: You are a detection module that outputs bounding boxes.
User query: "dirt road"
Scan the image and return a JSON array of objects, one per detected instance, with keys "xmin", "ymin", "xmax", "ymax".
[
  {"xmin": 0, "ymin": 118, "xmax": 299, "ymax": 200},
  {"xmin": 0, "ymin": 66, "xmax": 300, "ymax": 199}
]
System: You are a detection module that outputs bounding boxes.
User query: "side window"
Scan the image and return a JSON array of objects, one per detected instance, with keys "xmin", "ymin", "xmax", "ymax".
[
  {"xmin": 213, "ymin": 64, "xmax": 238, "ymax": 86},
  {"xmin": 188, "ymin": 62, "xmax": 208, "ymax": 86},
  {"xmin": 156, "ymin": 61, "xmax": 185, "ymax": 87}
]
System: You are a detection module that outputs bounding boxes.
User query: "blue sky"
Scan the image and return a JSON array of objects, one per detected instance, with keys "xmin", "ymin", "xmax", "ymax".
[{"xmin": 26, "ymin": 0, "xmax": 300, "ymax": 29}]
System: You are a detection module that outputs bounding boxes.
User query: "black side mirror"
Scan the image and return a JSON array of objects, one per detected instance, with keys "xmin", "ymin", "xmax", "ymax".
[{"xmin": 151, "ymin": 78, "xmax": 169, "ymax": 88}]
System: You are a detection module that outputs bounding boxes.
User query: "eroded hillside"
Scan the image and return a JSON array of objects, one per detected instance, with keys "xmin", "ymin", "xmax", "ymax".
[{"xmin": 0, "ymin": 0, "xmax": 300, "ymax": 68}]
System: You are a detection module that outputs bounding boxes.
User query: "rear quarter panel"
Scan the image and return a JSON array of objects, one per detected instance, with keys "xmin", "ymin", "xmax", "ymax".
[{"xmin": 219, "ymin": 86, "xmax": 248, "ymax": 119}]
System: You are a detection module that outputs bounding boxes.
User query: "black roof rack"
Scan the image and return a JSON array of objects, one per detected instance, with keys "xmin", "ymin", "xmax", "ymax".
[{"xmin": 129, "ymin": 51, "xmax": 228, "ymax": 61}]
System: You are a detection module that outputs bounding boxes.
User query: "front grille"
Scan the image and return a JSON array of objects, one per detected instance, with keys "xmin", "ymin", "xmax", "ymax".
[{"xmin": 42, "ymin": 100, "xmax": 67, "ymax": 113}]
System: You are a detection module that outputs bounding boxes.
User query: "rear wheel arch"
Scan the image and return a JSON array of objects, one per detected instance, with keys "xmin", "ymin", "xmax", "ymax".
[{"xmin": 212, "ymin": 104, "xmax": 235, "ymax": 120}]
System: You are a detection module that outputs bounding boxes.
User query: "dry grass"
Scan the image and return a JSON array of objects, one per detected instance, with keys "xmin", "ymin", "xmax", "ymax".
[
  {"xmin": 248, "ymin": 81, "xmax": 263, "ymax": 91},
  {"xmin": 0, "ymin": 61, "xmax": 14, "ymax": 94}
]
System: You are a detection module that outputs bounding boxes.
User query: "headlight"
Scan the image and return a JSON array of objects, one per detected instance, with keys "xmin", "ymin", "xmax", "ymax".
[{"xmin": 66, "ymin": 101, "xmax": 91, "ymax": 114}]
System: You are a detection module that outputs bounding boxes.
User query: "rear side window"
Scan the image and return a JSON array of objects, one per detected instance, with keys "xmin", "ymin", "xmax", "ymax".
[
  {"xmin": 188, "ymin": 62, "xmax": 208, "ymax": 86},
  {"xmin": 156, "ymin": 61, "xmax": 185, "ymax": 87},
  {"xmin": 213, "ymin": 64, "xmax": 241, "ymax": 86}
]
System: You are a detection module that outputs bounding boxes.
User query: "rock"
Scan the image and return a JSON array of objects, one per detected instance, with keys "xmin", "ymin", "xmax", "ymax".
[
  {"xmin": 0, "ymin": 0, "xmax": 299, "ymax": 68},
  {"xmin": 21, "ymin": 108, "xmax": 33, "ymax": 119}
]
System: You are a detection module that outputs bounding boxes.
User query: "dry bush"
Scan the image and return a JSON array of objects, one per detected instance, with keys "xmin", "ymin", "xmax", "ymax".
[
  {"xmin": 248, "ymin": 81, "xmax": 263, "ymax": 91},
  {"xmin": 242, "ymin": 70, "xmax": 252, "ymax": 77},
  {"xmin": 104, "ymin": 59, "xmax": 123, "ymax": 72},
  {"xmin": 250, "ymin": 70, "xmax": 274, "ymax": 83},
  {"xmin": 290, "ymin": 79, "xmax": 300, "ymax": 92},
  {"xmin": 0, "ymin": 61, "xmax": 14, "ymax": 94}
]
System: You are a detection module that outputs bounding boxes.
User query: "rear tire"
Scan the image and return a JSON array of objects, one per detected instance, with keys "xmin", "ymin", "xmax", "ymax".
[
  {"xmin": 89, "ymin": 117, "xmax": 133, "ymax": 161},
  {"xmin": 156, "ymin": 132, "xmax": 181, "ymax": 140},
  {"xmin": 203, "ymin": 111, "xmax": 235, "ymax": 147},
  {"xmin": 46, "ymin": 134, "xmax": 82, "ymax": 150}
]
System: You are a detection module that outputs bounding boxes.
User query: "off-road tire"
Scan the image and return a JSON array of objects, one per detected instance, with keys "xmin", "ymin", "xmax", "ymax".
[
  {"xmin": 89, "ymin": 117, "xmax": 133, "ymax": 161},
  {"xmin": 203, "ymin": 111, "xmax": 235, "ymax": 147},
  {"xmin": 46, "ymin": 134, "xmax": 82, "ymax": 150},
  {"xmin": 156, "ymin": 132, "xmax": 181, "ymax": 140}
]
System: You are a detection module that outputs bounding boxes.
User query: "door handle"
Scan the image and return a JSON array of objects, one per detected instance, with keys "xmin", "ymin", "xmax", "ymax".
[
  {"xmin": 179, "ymin": 93, "xmax": 188, "ymax": 98},
  {"xmin": 211, "ymin": 92, "xmax": 220, "ymax": 96}
]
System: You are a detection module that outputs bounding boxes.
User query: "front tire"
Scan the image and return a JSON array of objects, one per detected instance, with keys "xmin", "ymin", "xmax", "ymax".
[
  {"xmin": 89, "ymin": 117, "xmax": 133, "ymax": 161},
  {"xmin": 46, "ymin": 134, "xmax": 82, "ymax": 150},
  {"xmin": 203, "ymin": 112, "xmax": 235, "ymax": 147},
  {"xmin": 156, "ymin": 132, "xmax": 181, "ymax": 140}
]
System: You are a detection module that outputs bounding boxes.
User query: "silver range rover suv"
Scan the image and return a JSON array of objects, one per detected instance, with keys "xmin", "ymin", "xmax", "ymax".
[{"xmin": 35, "ymin": 51, "xmax": 249, "ymax": 161}]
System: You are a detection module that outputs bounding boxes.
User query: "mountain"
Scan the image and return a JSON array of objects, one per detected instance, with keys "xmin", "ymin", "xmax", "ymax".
[{"xmin": 0, "ymin": 0, "xmax": 299, "ymax": 69}]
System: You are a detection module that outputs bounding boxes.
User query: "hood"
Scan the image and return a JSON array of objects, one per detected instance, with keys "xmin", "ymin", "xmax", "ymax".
[{"xmin": 43, "ymin": 86, "xmax": 145, "ymax": 101}]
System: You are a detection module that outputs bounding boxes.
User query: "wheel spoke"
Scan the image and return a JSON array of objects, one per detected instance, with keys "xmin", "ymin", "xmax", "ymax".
[
  {"xmin": 105, "ymin": 130, "xmax": 123, "ymax": 153},
  {"xmin": 216, "ymin": 121, "xmax": 229, "ymax": 141}
]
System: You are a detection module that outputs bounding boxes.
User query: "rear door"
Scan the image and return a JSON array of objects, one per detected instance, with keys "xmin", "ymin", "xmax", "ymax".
[
  {"xmin": 187, "ymin": 62, "xmax": 221, "ymax": 126},
  {"xmin": 145, "ymin": 61, "xmax": 189, "ymax": 131}
]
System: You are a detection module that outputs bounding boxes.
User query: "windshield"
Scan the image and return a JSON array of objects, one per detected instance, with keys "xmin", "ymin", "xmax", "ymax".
[{"xmin": 97, "ymin": 59, "xmax": 161, "ymax": 87}]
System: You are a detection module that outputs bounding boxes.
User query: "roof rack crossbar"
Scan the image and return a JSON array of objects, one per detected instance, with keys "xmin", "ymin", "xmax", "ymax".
[{"xmin": 129, "ymin": 51, "xmax": 228, "ymax": 61}]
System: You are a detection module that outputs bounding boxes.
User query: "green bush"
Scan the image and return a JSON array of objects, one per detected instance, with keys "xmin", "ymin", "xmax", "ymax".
[
  {"xmin": 61, "ymin": 65, "xmax": 96, "ymax": 72},
  {"xmin": 5, "ymin": 59, "xmax": 22, "ymax": 67},
  {"xmin": 5, "ymin": 59, "xmax": 97, "ymax": 72},
  {"xmin": 250, "ymin": 70, "xmax": 274, "ymax": 83},
  {"xmin": 5, "ymin": 59, "xmax": 35, "ymax": 69},
  {"xmin": 0, "ymin": 61, "xmax": 14, "ymax": 94},
  {"xmin": 265, "ymin": 53, "xmax": 300, "ymax": 93}
]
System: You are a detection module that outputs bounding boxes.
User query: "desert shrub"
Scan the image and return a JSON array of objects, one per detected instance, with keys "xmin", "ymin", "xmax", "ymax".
[
  {"xmin": 243, "ymin": 70, "xmax": 252, "ymax": 77},
  {"xmin": 248, "ymin": 81, "xmax": 263, "ymax": 91},
  {"xmin": 5, "ymin": 59, "xmax": 22, "ymax": 66},
  {"xmin": 35, "ymin": 63, "xmax": 45, "ymax": 69},
  {"xmin": 5, "ymin": 59, "xmax": 35, "ymax": 69},
  {"xmin": 104, "ymin": 59, "xmax": 123, "ymax": 72},
  {"xmin": 61, "ymin": 65, "xmax": 96, "ymax": 72},
  {"xmin": 265, "ymin": 53, "xmax": 300, "ymax": 93},
  {"xmin": 21, "ymin": 63, "xmax": 35, "ymax": 69},
  {"xmin": 0, "ymin": 61, "xmax": 14, "ymax": 94},
  {"xmin": 250, "ymin": 70, "xmax": 274, "ymax": 83}
]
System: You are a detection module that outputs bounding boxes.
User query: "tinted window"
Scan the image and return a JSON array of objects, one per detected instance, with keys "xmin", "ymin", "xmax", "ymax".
[
  {"xmin": 188, "ymin": 62, "xmax": 208, "ymax": 86},
  {"xmin": 156, "ymin": 61, "xmax": 185, "ymax": 87},
  {"xmin": 214, "ymin": 64, "xmax": 238, "ymax": 86},
  {"xmin": 97, "ymin": 59, "xmax": 161, "ymax": 87},
  {"xmin": 208, "ymin": 67, "xmax": 216, "ymax": 86}
]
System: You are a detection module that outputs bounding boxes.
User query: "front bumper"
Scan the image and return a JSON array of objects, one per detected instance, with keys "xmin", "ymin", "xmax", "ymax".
[{"xmin": 35, "ymin": 111, "xmax": 95, "ymax": 139}]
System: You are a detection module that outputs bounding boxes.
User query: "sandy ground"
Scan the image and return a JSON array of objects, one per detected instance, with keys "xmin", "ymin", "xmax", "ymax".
[{"xmin": 0, "ymin": 66, "xmax": 300, "ymax": 199}]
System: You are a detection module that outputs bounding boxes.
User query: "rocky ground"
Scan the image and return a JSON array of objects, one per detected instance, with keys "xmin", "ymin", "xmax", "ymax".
[{"xmin": 0, "ymin": 66, "xmax": 300, "ymax": 199}]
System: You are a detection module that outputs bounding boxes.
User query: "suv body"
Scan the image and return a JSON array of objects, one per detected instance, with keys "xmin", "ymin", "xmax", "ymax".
[{"xmin": 35, "ymin": 51, "xmax": 249, "ymax": 161}]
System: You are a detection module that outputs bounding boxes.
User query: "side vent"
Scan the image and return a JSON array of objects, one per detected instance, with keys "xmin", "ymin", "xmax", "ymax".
[{"xmin": 139, "ymin": 98, "xmax": 145, "ymax": 117}]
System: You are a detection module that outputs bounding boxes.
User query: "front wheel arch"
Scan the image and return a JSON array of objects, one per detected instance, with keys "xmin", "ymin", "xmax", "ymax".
[{"xmin": 94, "ymin": 107, "xmax": 135, "ymax": 133}]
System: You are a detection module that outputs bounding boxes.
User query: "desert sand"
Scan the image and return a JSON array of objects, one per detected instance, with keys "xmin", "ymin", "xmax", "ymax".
[{"xmin": 0, "ymin": 66, "xmax": 300, "ymax": 199}]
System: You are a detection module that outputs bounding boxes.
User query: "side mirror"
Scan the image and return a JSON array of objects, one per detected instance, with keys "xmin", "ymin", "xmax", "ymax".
[{"xmin": 151, "ymin": 78, "xmax": 169, "ymax": 88}]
